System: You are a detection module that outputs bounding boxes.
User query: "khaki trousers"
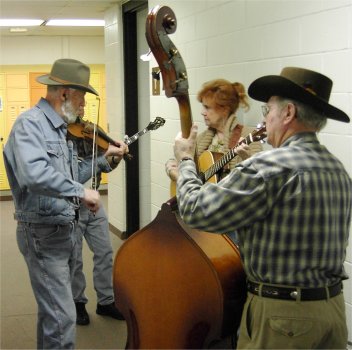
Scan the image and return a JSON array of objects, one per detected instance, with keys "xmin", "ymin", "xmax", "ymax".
[{"xmin": 237, "ymin": 292, "xmax": 347, "ymax": 349}]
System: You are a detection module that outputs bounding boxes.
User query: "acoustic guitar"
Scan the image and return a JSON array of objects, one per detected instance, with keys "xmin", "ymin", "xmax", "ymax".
[
  {"xmin": 198, "ymin": 124, "xmax": 266, "ymax": 184},
  {"xmin": 170, "ymin": 124, "xmax": 266, "ymax": 196}
]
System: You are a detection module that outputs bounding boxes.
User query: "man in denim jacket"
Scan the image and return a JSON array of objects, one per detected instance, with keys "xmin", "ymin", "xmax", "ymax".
[{"xmin": 3, "ymin": 58, "xmax": 128, "ymax": 349}]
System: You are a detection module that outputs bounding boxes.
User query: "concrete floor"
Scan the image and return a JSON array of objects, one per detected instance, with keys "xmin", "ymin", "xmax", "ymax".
[
  {"xmin": 0, "ymin": 196, "xmax": 235, "ymax": 350},
  {"xmin": 0, "ymin": 196, "xmax": 128, "ymax": 349}
]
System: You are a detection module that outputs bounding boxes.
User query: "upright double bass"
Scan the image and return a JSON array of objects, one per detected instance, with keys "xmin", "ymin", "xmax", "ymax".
[{"xmin": 113, "ymin": 5, "xmax": 246, "ymax": 349}]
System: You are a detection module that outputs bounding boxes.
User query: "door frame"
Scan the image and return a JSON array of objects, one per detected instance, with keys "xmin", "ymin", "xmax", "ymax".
[{"xmin": 122, "ymin": 0, "xmax": 148, "ymax": 237}]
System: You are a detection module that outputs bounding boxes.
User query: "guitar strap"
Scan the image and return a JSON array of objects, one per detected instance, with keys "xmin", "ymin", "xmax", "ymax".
[
  {"xmin": 217, "ymin": 123, "xmax": 244, "ymax": 178},
  {"xmin": 228, "ymin": 124, "xmax": 243, "ymax": 149}
]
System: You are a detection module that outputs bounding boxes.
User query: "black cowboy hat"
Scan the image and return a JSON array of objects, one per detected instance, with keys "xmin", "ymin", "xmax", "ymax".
[
  {"xmin": 36, "ymin": 58, "xmax": 99, "ymax": 96},
  {"xmin": 248, "ymin": 67, "xmax": 349, "ymax": 123}
]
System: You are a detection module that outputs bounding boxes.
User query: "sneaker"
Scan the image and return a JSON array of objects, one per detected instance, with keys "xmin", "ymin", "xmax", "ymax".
[
  {"xmin": 75, "ymin": 302, "xmax": 90, "ymax": 325},
  {"xmin": 96, "ymin": 302, "xmax": 125, "ymax": 320}
]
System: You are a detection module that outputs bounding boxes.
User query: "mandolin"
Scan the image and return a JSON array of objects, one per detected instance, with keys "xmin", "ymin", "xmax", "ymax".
[{"xmin": 124, "ymin": 116, "xmax": 165, "ymax": 145}]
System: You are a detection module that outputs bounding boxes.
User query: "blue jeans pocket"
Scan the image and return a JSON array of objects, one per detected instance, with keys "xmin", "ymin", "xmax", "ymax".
[
  {"xmin": 16, "ymin": 223, "xmax": 29, "ymax": 256},
  {"xmin": 30, "ymin": 224, "xmax": 73, "ymax": 257},
  {"xmin": 30, "ymin": 223, "xmax": 61, "ymax": 239}
]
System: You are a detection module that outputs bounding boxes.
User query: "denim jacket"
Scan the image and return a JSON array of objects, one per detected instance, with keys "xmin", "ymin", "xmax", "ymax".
[{"xmin": 3, "ymin": 98, "xmax": 111, "ymax": 224}]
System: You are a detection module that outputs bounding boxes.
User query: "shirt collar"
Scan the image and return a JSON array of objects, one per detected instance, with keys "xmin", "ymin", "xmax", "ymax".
[
  {"xmin": 37, "ymin": 97, "xmax": 66, "ymax": 129},
  {"xmin": 281, "ymin": 132, "xmax": 318, "ymax": 148}
]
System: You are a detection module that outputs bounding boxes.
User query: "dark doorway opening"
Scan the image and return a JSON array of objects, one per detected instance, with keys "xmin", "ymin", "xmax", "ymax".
[{"xmin": 122, "ymin": 0, "xmax": 148, "ymax": 238}]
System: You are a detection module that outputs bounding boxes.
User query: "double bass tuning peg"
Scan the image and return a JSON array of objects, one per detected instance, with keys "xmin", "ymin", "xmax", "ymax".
[
  {"xmin": 169, "ymin": 48, "xmax": 178, "ymax": 56},
  {"xmin": 163, "ymin": 15, "xmax": 176, "ymax": 33},
  {"xmin": 173, "ymin": 72, "xmax": 188, "ymax": 85}
]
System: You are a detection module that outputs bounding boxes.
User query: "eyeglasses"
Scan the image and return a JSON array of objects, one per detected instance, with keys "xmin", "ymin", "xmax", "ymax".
[{"xmin": 261, "ymin": 105, "xmax": 270, "ymax": 118}]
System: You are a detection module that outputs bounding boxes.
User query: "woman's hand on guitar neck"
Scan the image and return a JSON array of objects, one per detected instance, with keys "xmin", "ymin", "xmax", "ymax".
[
  {"xmin": 235, "ymin": 140, "xmax": 251, "ymax": 160},
  {"xmin": 174, "ymin": 124, "xmax": 198, "ymax": 162}
]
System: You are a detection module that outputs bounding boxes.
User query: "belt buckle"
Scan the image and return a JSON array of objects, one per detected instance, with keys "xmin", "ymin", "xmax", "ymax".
[
  {"xmin": 290, "ymin": 290, "xmax": 298, "ymax": 300},
  {"xmin": 265, "ymin": 288, "xmax": 279, "ymax": 297},
  {"xmin": 261, "ymin": 286, "xmax": 279, "ymax": 298}
]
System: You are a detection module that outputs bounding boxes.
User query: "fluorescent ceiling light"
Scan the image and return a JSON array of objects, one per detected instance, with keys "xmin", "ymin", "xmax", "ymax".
[
  {"xmin": 10, "ymin": 28, "xmax": 28, "ymax": 33},
  {"xmin": 46, "ymin": 19, "xmax": 105, "ymax": 27},
  {"xmin": 0, "ymin": 19, "xmax": 44, "ymax": 26}
]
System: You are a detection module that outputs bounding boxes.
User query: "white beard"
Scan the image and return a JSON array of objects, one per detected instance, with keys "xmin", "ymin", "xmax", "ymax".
[{"xmin": 61, "ymin": 100, "xmax": 79, "ymax": 124}]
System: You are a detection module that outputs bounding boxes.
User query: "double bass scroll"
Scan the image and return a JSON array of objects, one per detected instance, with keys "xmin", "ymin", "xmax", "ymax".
[{"xmin": 145, "ymin": 5, "xmax": 192, "ymax": 138}]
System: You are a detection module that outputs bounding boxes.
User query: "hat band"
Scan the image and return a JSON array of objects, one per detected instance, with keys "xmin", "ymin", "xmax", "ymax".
[
  {"xmin": 304, "ymin": 87, "xmax": 317, "ymax": 96},
  {"xmin": 49, "ymin": 75, "xmax": 88, "ymax": 89}
]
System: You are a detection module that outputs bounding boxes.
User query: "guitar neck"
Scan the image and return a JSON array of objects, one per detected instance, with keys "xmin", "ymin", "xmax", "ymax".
[{"xmin": 201, "ymin": 132, "xmax": 253, "ymax": 183}]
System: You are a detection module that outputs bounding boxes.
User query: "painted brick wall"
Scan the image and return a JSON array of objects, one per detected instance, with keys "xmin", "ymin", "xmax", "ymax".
[{"xmin": 104, "ymin": 4, "xmax": 127, "ymax": 233}]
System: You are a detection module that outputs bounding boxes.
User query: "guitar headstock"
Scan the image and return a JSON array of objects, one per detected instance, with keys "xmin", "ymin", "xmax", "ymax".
[
  {"xmin": 252, "ymin": 123, "xmax": 267, "ymax": 142},
  {"xmin": 147, "ymin": 117, "xmax": 166, "ymax": 130},
  {"xmin": 145, "ymin": 5, "xmax": 189, "ymax": 98}
]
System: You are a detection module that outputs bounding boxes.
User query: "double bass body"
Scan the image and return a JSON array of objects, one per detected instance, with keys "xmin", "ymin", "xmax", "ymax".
[{"xmin": 113, "ymin": 201, "xmax": 246, "ymax": 349}]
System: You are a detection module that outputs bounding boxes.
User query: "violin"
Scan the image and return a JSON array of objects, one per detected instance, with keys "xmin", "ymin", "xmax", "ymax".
[{"xmin": 68, "ymin": 118, "xmax": 120, "ymax": 151}]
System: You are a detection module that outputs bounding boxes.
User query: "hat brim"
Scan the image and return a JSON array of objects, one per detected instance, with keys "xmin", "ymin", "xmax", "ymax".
[
  {"xmin": 248, "ymin": 75, "xmax": 350, "ymax": 123},
  {"xmin": 36, "ymin": 74, "xmax": 99, "ymax": 96}
]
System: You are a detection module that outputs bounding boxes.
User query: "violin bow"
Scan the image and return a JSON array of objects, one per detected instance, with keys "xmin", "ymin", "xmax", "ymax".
[{"xmin": 90, "ymin": 96, "xmax": 101, "ymax": 191}]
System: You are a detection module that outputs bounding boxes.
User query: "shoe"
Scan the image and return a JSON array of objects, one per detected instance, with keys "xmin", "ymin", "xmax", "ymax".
[
  {"xmin": 96, "ymin": 302, "xmax": 125, "ymax": 320},
  {"xmin": 75, "ymin": 302, "xmax": 90, "ymax": 325}
]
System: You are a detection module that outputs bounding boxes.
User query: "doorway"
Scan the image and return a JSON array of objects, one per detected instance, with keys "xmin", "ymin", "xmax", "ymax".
[{"xmin": 122, "ymin": 0, "xmax": 149, "ymax": 237}]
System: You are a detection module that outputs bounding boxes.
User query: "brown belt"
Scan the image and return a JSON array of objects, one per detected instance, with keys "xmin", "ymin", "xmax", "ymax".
[{"xmin": 247, "ymin": 281, "xmax": 342, "ymax": 301}]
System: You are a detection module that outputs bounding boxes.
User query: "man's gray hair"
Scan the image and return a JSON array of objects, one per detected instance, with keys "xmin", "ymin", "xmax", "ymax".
[
  {"xmin": 279, "ymin": 97, "xmax": 327, "ymax": 131},
  {"xmin": 47, "ymin": 85, "xmax": 63, "ymax": 92}
]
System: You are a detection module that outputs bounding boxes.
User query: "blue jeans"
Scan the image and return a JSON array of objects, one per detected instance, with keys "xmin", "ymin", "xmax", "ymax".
[
  {"xmin": 16, "ymin": 222, "xmax": 77, "ymax": 349},
  {"xmin": 71, "ymin": 205, "xmax": 114, "ymax": 305}
]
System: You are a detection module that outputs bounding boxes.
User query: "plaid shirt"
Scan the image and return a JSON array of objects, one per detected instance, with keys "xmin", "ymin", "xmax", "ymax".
[{"xmin": 177, "ymin": 132, "xmax": 352, "ymax": 287}]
